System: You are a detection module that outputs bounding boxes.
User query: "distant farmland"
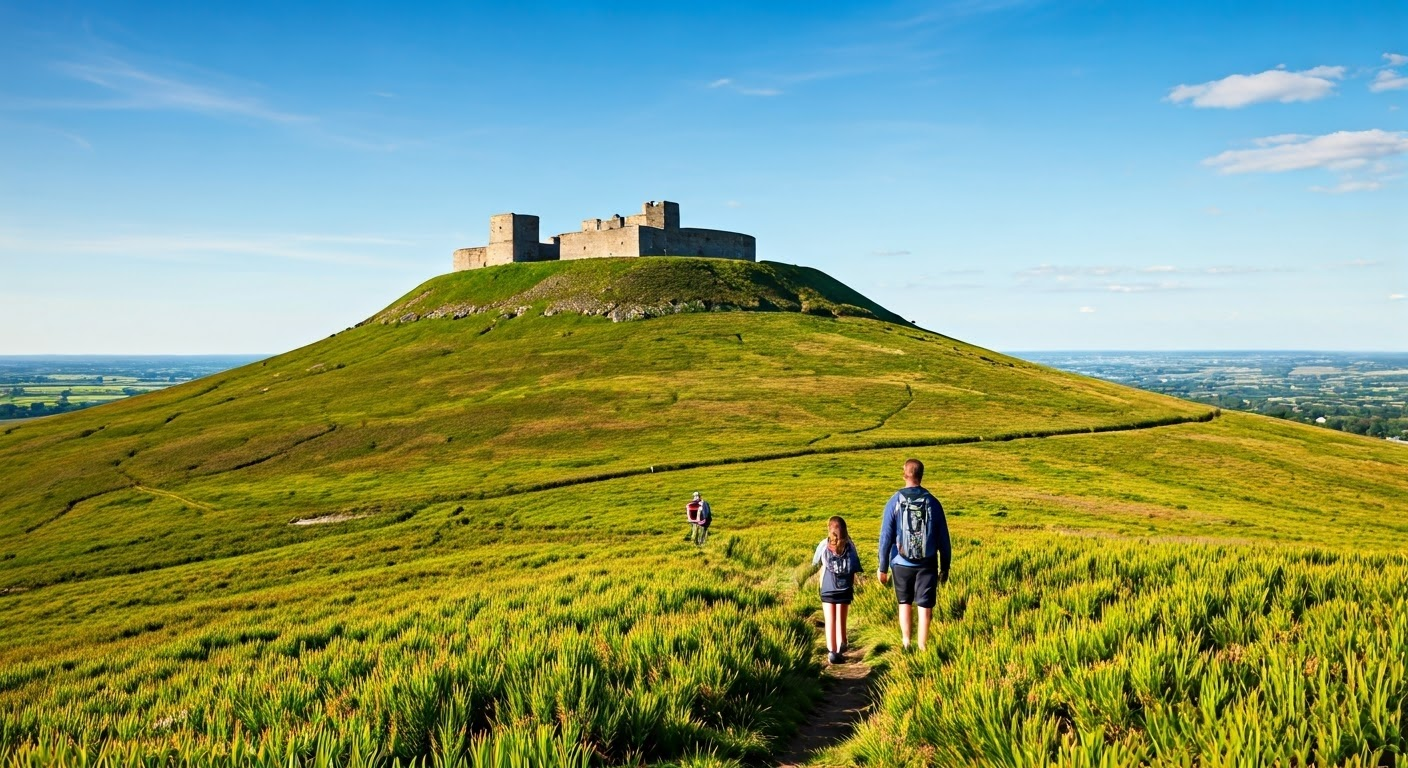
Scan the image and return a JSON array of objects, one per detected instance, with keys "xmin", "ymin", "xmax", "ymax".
[{"xmin": 0, "ymin": 356, "xmax": 264, "ymax": 420}]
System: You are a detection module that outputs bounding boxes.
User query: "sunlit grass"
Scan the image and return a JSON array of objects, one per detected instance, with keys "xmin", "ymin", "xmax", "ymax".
[{"xmin": 1, "ymin": 259, "xmax": 1405, "ymax": 765}]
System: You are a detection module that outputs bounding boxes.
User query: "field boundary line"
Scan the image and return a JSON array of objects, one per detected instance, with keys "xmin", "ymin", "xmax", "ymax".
[
  {"xmin": 453, "ymin": 409, "xmax": 1221, "ymax": 504},
  {"xmin": 20, "ymin": 483, "xmax": 133, "ymax": 534}
]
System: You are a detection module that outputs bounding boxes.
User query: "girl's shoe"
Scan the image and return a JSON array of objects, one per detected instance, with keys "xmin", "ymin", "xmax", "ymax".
[{"xmin": 828, "ymin": 651, "xmax": 843, "ymax": 664}]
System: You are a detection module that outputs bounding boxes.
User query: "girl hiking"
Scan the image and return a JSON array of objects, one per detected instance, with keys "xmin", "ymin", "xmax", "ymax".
[{"xmin": 811, "ymin": 516, "xmax": 862, "ymax": 664}]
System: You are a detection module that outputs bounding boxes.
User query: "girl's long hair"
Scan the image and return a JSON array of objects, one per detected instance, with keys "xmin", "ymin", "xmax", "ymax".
[{"xmin": 827, "ymin": 516, "xmax": 850, "ymax": 554}]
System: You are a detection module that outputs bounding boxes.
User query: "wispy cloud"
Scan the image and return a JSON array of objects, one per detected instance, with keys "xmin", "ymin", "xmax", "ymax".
[
  {"xmin": 1311, "ymin": 179, "xmax": 1386, "ymax": 194},
  {"xmin": 1168, "ymin": 65, "xmax": 1345, "ymax": 108},
  {"xmin": 1079, "ymin": 306, "xmax": 1096, "ymax": 313},
  {"xmin": 54, "ymin": 128, "xmax": 92, "ymax": 150},
  {"xmin": 872, "ymin": 249, "xmax": 913, "ymax": 257},
  {"xmin": 1390, "ymin": 293, "xmax": 1405, "ymax": 301},
  {"xmin": 893, "ymin": 0, "xmax": 1049, "ymax": 28},
  {"xmin": 0, "ymin": 229, "xmax": 416, "ymax": 268},
  {"xmin": 1326, "ymin": 258, "xmax": 1384, "ymax": 269},
  {"xmin": 1385, "ymin": 53, "xmax": 1408, "ymax": 67},
  {"xmin": 1016, "ymin": 263, "xmax": 1290, "ymax": 293},
  {"xmin": 1203, "ymin": 130, "xmax": 1408, "ymax": 175},
  {"xmin": 1103, "ymin": 281, "xmax": 1190, "ymax": 293},
  {"xmin": 707, "ymin": 77, "xmax": 782, "ymax": 96},
  {"xmin": 47, "ymin": 57, "xmax": 310, "ymax": 123},
  {"xmin": 4, "ymin": 47, "xmax": 411, "ymax": 152}
]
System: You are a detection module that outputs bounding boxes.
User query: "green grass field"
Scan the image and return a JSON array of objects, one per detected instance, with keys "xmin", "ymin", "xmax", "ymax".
[{"xmin": 1, "ymin": 258, "xmax": 1405, "ymax": 766}]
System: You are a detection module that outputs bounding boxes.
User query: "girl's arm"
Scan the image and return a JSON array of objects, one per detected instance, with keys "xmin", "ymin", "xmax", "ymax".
[{"xmin": 811, "ymin": 540, "xmax": 826, "ymax": 567}]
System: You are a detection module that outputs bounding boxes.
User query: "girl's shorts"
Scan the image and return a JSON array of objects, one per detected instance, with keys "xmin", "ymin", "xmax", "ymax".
[{"xmin": 821, "ymin": 589, "xmax": 854, "ymax": 605}]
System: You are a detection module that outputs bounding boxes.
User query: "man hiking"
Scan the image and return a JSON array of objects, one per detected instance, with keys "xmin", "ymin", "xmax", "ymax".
[
  {"xmin": 684, "ymin": 491, "xmax": 712, "ymax": 546},
  {"xmin": 877, "ymin": 458, "xmax": 951, "ymax": 651}
]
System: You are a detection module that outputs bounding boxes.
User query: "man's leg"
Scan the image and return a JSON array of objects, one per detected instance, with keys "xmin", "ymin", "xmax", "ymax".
[
  {"xmin": 698, "ymin": 525, "xmax": 708, "ymax": 545},
  {"xmin": 684, "ymin": 524, "xmax": 694, "ymax": 542},
  {"xmin": 917, "ymin": 607, "xmax": 932, "ymax": 651},
  {"xmin": 897, "ymin": 603, "xmax": 912, "ymax": 649}
]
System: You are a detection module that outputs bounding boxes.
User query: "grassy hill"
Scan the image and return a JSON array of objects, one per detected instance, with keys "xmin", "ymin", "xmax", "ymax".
[{"xmin": 0, "ymin": 258, "xmax": 1405, "ymax": 767}]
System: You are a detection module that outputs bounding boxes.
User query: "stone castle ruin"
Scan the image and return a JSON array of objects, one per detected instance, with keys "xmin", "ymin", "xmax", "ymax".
[{"xmin": 452, "ymin": 200, "xmax": 756, "ymax": 271}]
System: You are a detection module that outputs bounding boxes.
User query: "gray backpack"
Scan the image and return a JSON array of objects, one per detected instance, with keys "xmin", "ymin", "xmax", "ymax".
[
  {"xmin": 896, "ymin": 492, "xmax": 932, "ymax": 561},
  {"xmin": 823, "ymin": 544, "xmax": 855, "ymax": 591}
]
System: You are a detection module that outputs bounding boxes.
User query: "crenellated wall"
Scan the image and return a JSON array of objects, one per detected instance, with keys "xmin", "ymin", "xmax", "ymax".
[{"xmin": 452, "ymin": 200, "xmax": 753, "ymax": 271}]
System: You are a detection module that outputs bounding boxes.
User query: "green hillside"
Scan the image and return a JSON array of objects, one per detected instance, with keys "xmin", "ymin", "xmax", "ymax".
[{"xmin": 1, "ymin": 258, "xmax": 1405, "ymax": 767}]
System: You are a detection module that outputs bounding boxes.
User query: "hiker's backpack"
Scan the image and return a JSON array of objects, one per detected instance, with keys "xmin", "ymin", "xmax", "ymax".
[
  {"xmin": 896, "ymin": 491, "xmax": 932, "ymax": 561},
  {"xmin": 687, "ymin": 500, "xmax": 702, "ymax": 520},
  {"xmin": 823, "ymin": 544, "xmax": 855, "ymax": 591}
]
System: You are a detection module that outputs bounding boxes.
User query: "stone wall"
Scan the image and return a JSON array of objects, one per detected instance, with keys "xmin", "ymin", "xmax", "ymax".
[
  {"xmin": 452, "ymin": 247, "xmax": 489, "ymax": 270},
  {"xmin": 558, "ymin": 227, "xmax": 642, "ymax": 260},
  {"xmin": 666, "ymin": 228, "xmax": 755, "ymax": 260}
]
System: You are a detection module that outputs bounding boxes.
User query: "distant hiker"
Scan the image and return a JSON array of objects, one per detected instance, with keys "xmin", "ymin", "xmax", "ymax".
[
  {"xmin": 685, "ymin": 491, "xmax": 712, "ymax": 545},
  {"xmin": 877, "ymin": 458, "xmax": 951, "ymax": 651},
  {"xmin": 812, "ymin": 515, "xmax": 862, "ymax": 664}
]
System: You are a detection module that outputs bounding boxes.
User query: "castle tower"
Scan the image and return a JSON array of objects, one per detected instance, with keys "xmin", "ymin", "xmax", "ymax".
[
  {"xmin": 641, "ymin": 200, "xmax": 679, "ymax": 230},
  {"xmin": 486, "ymin": 213, "xmax": 541, "ymax": 265}
]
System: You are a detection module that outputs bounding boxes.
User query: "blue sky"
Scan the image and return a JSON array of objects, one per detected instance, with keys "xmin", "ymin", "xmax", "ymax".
[{"xmin": 1, "ymin": 0, "xmax": 1404, "ymax": 354}]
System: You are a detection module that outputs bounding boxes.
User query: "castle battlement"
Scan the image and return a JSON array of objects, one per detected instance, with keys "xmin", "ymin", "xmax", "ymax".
[{"xmin": 453, "ymin": 200, "xmax": 754, "ymax": 271}]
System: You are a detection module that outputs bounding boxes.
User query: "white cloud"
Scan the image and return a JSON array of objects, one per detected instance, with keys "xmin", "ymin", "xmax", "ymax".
[
  {"xmin": 707, "ymin": 78, "xmax": 733, "ymax": 89},
  {"xmin": 1390, "ymin": 293, "xmax": 1405, "ymax": 301},
  {"xmin": 1371, "ymin": 70, "xmax": 1408, "ymax": 93},
  {"xmin": 1311, "ymin": 180, "xmax": 1385, "ymax": 194},
  {"xmin": 1168, "ymin": 66, "xmax": 1345, "ymax": 108},
  {"xmin": 872, "ymin": 249, "xmax": 912, "ymax": 257},
  {"xmin": 1079, "ymin": 306, "xmax": 1096, "ymax": 313},
  {"xmin": 1203, "ymin": 130, "xmax": 1408, "ymax": 174},
  {"xmin": 1385, "ymin": 53, "xmax": 1408, "ymax": 67}
]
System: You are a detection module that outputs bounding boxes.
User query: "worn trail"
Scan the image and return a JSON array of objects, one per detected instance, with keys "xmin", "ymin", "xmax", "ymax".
[{"xmin": 776, "ymin": 643, "xmax": 874, "ymax": 767}]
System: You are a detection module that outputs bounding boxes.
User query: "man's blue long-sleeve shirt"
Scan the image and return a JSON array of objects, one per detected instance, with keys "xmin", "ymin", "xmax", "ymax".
[{"xmin": 877, "ymin": 486, "xmax": 951, "ymax": 576}]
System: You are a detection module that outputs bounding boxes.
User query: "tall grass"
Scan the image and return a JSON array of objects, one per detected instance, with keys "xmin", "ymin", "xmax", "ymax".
[
  {"xmin": 841, "ymin": 540, "xmax": 1408, "ymax": 766},
  {"xmin": 0, "ymin": 562, "xmax": 817, "ymax": 767}
]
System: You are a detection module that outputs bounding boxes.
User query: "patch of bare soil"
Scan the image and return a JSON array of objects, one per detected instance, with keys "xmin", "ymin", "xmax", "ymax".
[{"xmin": 289, "ymin": 513, "xmax": 368, "ymax": 526}]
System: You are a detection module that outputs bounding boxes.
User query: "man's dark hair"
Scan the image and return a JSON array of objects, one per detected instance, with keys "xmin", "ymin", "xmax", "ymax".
[{"xmin": 904, "ymin": 458, "xmax": 924, "ymax": 483}]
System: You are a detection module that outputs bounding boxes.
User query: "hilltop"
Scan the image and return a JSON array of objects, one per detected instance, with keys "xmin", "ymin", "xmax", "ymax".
[
  {"xmin": 0, "ymin": 258, "xmax": 1405, "ymax": 766},
  {"xmin": 0, "ymin": 258, "xmax": 1213, "ymax": 591},
  {"xmin": 370, "ymin": 258, "xmax": 910, "ymax": 324}
]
